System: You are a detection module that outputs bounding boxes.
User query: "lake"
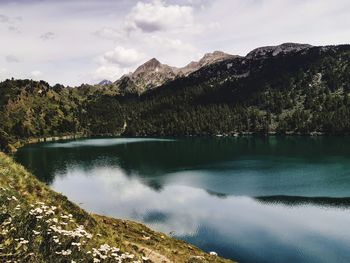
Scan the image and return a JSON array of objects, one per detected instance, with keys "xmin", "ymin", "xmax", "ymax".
[{"xmin": 15, "ymin": 137, "xmax": 350, "ymax": 263}]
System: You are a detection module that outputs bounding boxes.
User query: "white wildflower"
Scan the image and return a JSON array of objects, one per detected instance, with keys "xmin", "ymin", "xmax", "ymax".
[
  {"xmin": 56, "ymin": 249, "xmax": 72, "ymax": 256},
  {"xmin": 71, "ymin": 242, "xmax": 81, "ymax": 247},
  {"xmin": 45, "ymin": 209, "xmax": 55, "ymax": 215}
]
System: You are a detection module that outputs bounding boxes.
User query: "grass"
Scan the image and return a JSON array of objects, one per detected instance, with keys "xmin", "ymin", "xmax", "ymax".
[{"xmin": 0, "ymin": 152, "xmax": 234, "ymax": 263}]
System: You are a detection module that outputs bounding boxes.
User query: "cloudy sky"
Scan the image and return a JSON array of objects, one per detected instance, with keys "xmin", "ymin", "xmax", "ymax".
[{"xmin": 0, "ymin": 0, "xmax": 349, "ymax": 86}]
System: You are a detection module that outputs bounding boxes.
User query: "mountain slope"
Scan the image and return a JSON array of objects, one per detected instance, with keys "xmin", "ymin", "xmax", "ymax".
[
  {"xmin": 122, "ymin": 44, "xmax": 350, "ymax": 136},
  {"xmin": 0, "ymin": 43, "xmax": 350, "ymax": 152}
]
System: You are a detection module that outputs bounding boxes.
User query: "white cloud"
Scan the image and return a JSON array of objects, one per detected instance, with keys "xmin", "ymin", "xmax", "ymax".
[
  {"xmin": 0, "ymin": 67, "xmax": 7, "ymax": 76},
  {"xmin": 93, "ymin": 27, "xmax": 123, "ymax": 41},
  {"xmin": 93, "ymin": 46, "xmax": 144, "ymax": 82},
  {"xmin": 5, "ymin": 55, "xmax": 20, "ymax": 63},
  {"xmin": 102, "ymin": 46, "xmax": 144, "ymax": 66},
  {"xmin": 30, "ymin": 70, "xmax": 43, "ymax": 79},
  {"xmin": 147, "ymin": 36, "xmax": 196, "ymax": 53},
  {"xmin": 40, "ymin": 32, "xmax": 55, "ymax": 41},
  {"xmin": 93, "ymin": 65, "xmax": 129, "ymax": 82},
  {"xmin": 0, "ymin": 14, "xmax": 9, "ymax": 23},
  {"xmin": 7, "ymin": 26, "xmax": 21, "ymax": 33},
  {"xmin": 0, "ymin": 14, "xmax": 22, "ymax": 24},
  {"xmin": 125, "ymin": 0, "xmax": 194, "ymax": 33}
]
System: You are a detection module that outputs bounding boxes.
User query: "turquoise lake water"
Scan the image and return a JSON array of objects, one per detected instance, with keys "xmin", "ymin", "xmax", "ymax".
[{"xmin": 15, "ymin": 137, "xmax": 350, "ymax": 262}]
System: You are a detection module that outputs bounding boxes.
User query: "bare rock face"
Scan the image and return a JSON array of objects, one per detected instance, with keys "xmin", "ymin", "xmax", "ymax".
[
  {"xmin": 115, "ymin": 58, "xmax": 178, "ymax": 94},
  {"xmin": 97, "ymin": 80, "xmax": 113, "ymax": 86},
  {"xmin": 246, "ymin": 43, "xmax": 312, "ymax": 59},
  {"xmin": 115, "ymin": 52, "xmax": 235, "ymax": 94},
  {"xmin": 179, "ymin": 51, "xmax": 237, "ymax": 76},
  {"xmin": 132, "ymin": 58, "xmax": 177, "ymax": 91}
]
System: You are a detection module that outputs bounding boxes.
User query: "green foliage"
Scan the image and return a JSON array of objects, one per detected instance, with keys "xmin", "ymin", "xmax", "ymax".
[
  {"xmin": 122, "ymin": 45, "xmax": 350, "ymax": 137},
  {"xmin": 85, "ymin": 95, "xmax": 124, "ymax": 135},
  {"xmin": 0, "ymin": 129, "xmax": 11, "ymax": 153},
  {"xmin": 1, "ymin": 45, "xmax": 350, "ymax": 152}
]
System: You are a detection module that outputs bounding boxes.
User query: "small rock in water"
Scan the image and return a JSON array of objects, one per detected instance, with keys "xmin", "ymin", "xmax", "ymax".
[{"xmin": 209, "ymin": 251, "xmax": 218, "ymax": 256}]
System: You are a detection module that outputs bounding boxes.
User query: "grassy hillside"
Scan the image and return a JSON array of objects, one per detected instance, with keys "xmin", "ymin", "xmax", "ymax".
[{"xmin": 0, "ymin": 152, "xmax": 233, "ymax": 263}]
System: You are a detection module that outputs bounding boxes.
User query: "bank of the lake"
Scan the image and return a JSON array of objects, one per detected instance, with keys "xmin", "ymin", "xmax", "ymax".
[{"xmin": 0, "ymin": 152, "xmax": 233, "ymax": 263}]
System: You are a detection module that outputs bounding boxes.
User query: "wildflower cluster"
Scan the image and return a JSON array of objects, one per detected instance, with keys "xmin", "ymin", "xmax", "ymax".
[{"xmin": 0, "ymin": 187, "xmax": 144, "ymax": 262}]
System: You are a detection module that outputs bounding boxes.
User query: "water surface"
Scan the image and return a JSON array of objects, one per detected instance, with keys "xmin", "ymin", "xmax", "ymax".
[{"xmin": 15, "ymin": 137, "xmax": 350, "ymax": 263}]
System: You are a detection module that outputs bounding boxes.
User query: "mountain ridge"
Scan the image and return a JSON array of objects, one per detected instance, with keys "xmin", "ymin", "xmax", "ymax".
[
  {"xmin": 104, "ymin": 43, "xmax": 312, "ymax": 94},
  {"xmin": 111, "ymin": 50, "xmax": 236, "ymax": 94}
]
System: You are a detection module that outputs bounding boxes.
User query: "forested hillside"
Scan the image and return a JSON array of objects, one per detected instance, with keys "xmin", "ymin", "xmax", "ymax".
[
  {"xmin": 124, "ymin": 44, "xmax": 350, "ymax": 136},
  {"xmin": 1, "ymin": 44, "xmax": 350, "ymax": 152}
]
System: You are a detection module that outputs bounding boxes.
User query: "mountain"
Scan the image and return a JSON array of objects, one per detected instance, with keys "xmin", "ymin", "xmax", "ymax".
[
  {"xmin": 111, "ymin": 44, "xmax": 312, "ymax": 95},
  {"xmin": 178, "ymin": 51, "xmax": 237, "ymax": 76},
  {"xmin": 121, "ymin": 43, "xmax": 350, "ymax": 137},
  {"xmin": 113, "ymin": 51, "xmax": 235, "ymax": 95},
  {"xmin": 1, "ymin": 43, "xmax": 350, "ymax": 152},
  {"xmin": 115, "ymin": 58, "xmax": 178, "ymax": 94},
  {"xmin": 246, "ymin": 43, "xmax": 312, "ymax": 59},
  {"xmin": 97, "ymin": 79, "xmax": 113, "ymax": 86}
]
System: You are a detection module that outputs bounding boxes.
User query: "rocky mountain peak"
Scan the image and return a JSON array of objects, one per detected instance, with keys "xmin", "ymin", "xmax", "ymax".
[
  {"xmin": 144, "ymin": 58, "xmax": 161, "ymax": 68},
  {"xmin": 98, "ymin": 79, "xmax": 112, "ymax": 86},
  {"xmin": 201, "ymin": 51, "xmax": 232, "ymax": 62},
  {"xmin": 113, "ymin": 44, "xmax": 315, "ymax": 95},
  {"xmin": 114, "ymin": 51, "xmax": 237, "ymax": 94},
  {"xmin": 133, "ymin": 58, "xmax": 162, "ymax": 76},
  {"xmin": 180, "ymin": 51, "xmax": 235, "ymax": 76},
  {"xmin": 115, "ymin": 58, "xmax": 176, "ymax": 94},
  {"xmin": 246, "ymin": 43, "xmax": 313, "ymax": 59}
]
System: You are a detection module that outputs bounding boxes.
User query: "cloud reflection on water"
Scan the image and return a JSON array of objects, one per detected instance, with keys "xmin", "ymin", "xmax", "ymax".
[
  {"xmin": 44, "ymin": 138, "xmax": 175, "ymax": 148},
  {"xmin": 52, "ymin": 165, "xmax": 350, "ymax": 263}
]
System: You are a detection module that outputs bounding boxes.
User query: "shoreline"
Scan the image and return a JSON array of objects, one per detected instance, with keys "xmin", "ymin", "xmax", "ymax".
[
  {"xmin": 0, "ymin": 152, "xmax": 234, "ymax": 262},
  {"xmin": 13, "ymin": 130, "xmax": 346, "ymax": 151}
]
